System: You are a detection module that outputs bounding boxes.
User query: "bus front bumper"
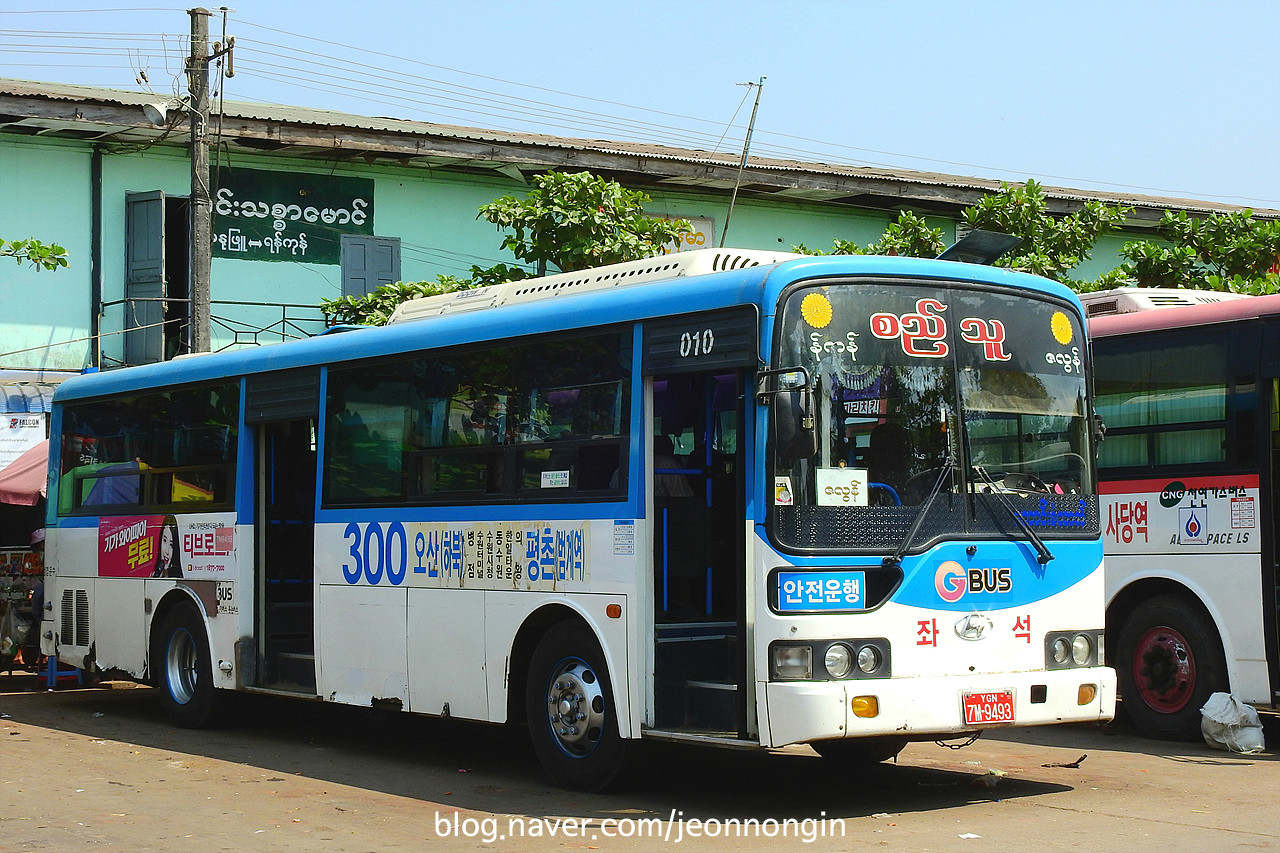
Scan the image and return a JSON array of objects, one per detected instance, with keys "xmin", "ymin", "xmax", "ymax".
[{"xmin": 762, "ymin": 667, "xmax": 1116, "ymax": 748}]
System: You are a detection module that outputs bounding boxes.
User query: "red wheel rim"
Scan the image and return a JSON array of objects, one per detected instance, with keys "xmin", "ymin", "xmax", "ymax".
[{"xmin": 1132, "ymin": 625, "xmax": 1196, "ymax": 713}]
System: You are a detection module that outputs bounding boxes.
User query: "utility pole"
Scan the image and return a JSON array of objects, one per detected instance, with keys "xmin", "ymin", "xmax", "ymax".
[
  {"xmin": 187, "ymin": 7, "xmax": 212, "ymax": 353},
  {"xmin": 719, "ymin": 77, "xmax": 765, "ymax": 249}
]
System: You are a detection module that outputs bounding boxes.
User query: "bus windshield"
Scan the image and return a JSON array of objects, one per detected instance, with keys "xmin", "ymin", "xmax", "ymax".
[{"xmin": 771, "ymin": 279, "xmax": 1095, "ymax": 551}]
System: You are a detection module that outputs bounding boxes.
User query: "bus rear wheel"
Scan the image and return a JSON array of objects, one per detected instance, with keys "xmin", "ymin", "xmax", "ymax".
[
  {"xmin": 152, "ymin": 602, "xmax": 234, "ymax": 728},
  {"xmin": 811, "ymin": 737, "xmax": 907, "ymax": 764},
  {"xmin": 1117, "ymin": 594, "xmax": 1227, "ymax": 741},
  {"xmin": 525, "ymin": 621, "xmax": 627, "ymax": 792}
]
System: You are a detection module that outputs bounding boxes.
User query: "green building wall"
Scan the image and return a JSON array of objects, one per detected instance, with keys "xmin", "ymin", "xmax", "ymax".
[{"xmin": 2, "ymin": 132, "xmax": 1144, "ymax": 374}]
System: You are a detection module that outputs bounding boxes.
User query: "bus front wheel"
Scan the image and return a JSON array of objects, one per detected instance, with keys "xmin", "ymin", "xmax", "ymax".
[
  {"xmin": 152, "ymin": 603, "xmax": 234, "ymax": 728},
  {"xmin": 1117, "ymin": 594, "xmax": 1227, "ymax": 741},
  {"xmin": 525, "ymin": 621, "xmax": 628, "ymax": 792}
]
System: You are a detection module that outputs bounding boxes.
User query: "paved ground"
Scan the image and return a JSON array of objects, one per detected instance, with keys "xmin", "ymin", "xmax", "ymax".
[{"xmin": 1, "ymin": 670, "xmax": 1278, "ymax": 852}]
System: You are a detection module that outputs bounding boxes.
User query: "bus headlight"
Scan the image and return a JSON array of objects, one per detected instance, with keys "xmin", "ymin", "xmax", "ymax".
[
  {"xmin": 771, "ymin": 644, "xmax": 813, "ymax": 680},
  {"xmin": 770, "ymin": 639, "xmax": 891, "ymax": 680},
  {"xmin": 1052, "ymin": 637, "xmax": 1071, "ymax": 665},
  {"xmin": 856, "ymin": 644, "xmax": 882, "ymax": 674},
  {"xmin": 1044, "ymin": 630, "xmax": 1101, "ymax": 669},
  {"xmin": 824, "ymin": 643, "xmax": 853, "ymax": 679},
  {"xmin": 1071, "ymin": 634, "xmax": 1093, "ymax": 666}
]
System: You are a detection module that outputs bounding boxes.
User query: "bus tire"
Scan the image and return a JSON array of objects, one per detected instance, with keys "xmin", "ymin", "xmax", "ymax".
[
  {"xmin": 1116, "ymin": 594, "xmax": 1227, "ymax": 741},
  {"xmin": 525, "ymin": 621, "xmax": 628, "ymax": 792},
  {"xmin": 152, "ymin": 603, "xmax": 234, "ymax": 728},
  {"xmin": 811, "ymin": 737, "xmax": 907, "ymax": 764}
]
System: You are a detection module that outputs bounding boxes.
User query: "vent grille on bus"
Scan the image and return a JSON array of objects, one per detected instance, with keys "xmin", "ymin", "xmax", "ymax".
[
  {"xmin": 1079, "ymin": 287, "xmax": 1250, "ymax": 316},
  {"xmin": 386, "ymin": 248, "xmax": 803, "ymax": 324},
  {"xmin": 60, "ymin": 588, "xmax": 90, "ymax": 647}
]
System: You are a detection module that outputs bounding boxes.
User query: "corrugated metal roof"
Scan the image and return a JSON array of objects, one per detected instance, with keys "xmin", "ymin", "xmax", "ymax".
[
  {"xmin": 0, "ymin": 383, "xmax": 59, "ymax": 414},
  {"xmin": 1, "ymin": 77, "xmax": 1274, "ymax": 218}
]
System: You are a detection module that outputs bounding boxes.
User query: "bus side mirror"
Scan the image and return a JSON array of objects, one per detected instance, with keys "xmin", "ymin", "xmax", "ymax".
[{"xmin": 773, "ymin": 386, "xmax": 819, "ymax": 459}]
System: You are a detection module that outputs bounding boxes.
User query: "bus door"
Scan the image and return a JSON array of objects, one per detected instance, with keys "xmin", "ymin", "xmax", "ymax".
[
  {"xmin": 246, "ymin": 370, "xmax": 320, "ymax": 694},
  {"xmin": 644, "ymin": 309, "xmax": 756, "ymax": 736},
  {"xmin": 651, "ymin": 371, "xmax": 746, "ymax": 733}
]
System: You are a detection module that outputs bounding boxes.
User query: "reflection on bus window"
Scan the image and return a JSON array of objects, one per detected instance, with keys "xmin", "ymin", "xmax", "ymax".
[
  {"xmin": 59, "ymin": 383, "xmax": 238, "ymax": 514},
  {"xmin": 324, "ymin": 331, "xmax": 630, "ymax": 505}
]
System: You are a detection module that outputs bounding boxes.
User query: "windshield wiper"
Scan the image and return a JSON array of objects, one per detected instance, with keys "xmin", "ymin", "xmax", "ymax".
[
  {"xmin": 883, "ymin": 453, "xmax": 955, "ymax": 568},
  {"xmin": 972, "ymin": 465, "xmax": 1054, "ymax": 565}
]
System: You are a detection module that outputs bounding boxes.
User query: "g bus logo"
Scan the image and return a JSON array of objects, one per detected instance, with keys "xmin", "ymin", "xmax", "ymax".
[
  {"xmin": 935, "ymin": 561, "xmax": 967, "ymax": 603},
  {"xmin": 934, "ymin": 560, "xmax": 1013, "ymax": 603}
]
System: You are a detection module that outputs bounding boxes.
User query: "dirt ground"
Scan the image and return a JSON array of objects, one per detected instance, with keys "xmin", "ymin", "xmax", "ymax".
[{"xmin": 2, "ymin": 669, "xmax": 1278, "ymax": 852}]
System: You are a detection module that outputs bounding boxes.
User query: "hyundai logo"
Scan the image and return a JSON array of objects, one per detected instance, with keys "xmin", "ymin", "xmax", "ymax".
[{"xmin": 954, "ymin": 613, "xmax": 994, "ymax": 641}]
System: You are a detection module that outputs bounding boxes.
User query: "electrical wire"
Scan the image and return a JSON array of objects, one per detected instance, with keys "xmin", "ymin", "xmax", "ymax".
[{"xmin": 1, "ymin": 15, "xmax": 1275, "ymax": 207}]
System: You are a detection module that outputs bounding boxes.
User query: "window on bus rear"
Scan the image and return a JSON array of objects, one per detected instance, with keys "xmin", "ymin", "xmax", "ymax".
[{"xmin": 57, "ymin": 383, "xmax": 239, "ymax": 515}]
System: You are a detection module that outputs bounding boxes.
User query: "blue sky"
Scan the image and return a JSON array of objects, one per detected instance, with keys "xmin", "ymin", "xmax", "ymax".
[{"xmin": 3, "ymin": 0, "xmax": 1277, "ymax": 209}]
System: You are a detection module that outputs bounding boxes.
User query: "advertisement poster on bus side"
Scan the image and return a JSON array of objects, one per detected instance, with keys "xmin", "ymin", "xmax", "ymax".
[
  {"xmin": 98, "ymin": 514, "xmax": 237, "ymax": 578},
  {"xmin": 318, "ymin": 519, "xmax": 590, "ymax": 590},
  {"xmin": 1100, "ymin": 475, "xmax": 1259, "ymax": 554}
]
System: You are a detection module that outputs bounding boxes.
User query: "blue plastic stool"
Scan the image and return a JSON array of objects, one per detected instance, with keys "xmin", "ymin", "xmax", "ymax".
[{"xmin": 43, "ymin": 655, "xmax": 83, "ymax": 689}]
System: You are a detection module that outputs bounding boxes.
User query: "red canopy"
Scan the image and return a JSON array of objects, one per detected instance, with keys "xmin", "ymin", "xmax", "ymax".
[{"xmin": 0, "ymin": 439, "xmax": 49, "ymax": 506}]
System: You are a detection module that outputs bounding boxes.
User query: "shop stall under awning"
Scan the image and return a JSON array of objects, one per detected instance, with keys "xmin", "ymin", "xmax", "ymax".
[{"xmin": 0, "ymin": 440, "xmax": 49, "ymax": 506}]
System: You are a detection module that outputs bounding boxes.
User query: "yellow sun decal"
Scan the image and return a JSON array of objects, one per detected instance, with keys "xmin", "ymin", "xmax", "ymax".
[
  {"xmin": 801, "ymin": 292, "xmax": 833, "ymax": 328},
  {"xmin": 1050, "ymin": 311, "xmax": 1074, "ymax": 345}
]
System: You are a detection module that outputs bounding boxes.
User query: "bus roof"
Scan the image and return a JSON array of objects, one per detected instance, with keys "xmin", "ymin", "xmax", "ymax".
[
  {"xmin": 54, "ymin": 251, "xmax": 1080, "ymax": 404},
  {"xmin": 1088, "ymin": 292, "xmax": 1280, "ymax": 339}
]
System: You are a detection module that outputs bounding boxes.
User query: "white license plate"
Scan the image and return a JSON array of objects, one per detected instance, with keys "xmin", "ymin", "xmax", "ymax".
[{"xmin": 963, "ymin": 690, "xmax": 1015, "ymax": 725}]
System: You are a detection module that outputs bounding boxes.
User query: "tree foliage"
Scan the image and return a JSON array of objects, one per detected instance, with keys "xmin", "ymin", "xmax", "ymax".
[
  {"xmin": 0, "ymin": 237, "xmax": 68, "ymax": 271},
  {"xmin": 319, "ymin": 276, "xmax": 470, "ymax": 326},
  {"xmin": 961, "ymin": 179, "xmax": 1130, "ymax": 286},
  {"xmin": 478, "ymin": 171, "xmax": 688, "ymax": 273},
  {"xmin": 1113, "ymin": 209, "xmax": 1280, "ymax": 294},
  {"xmin": 319, "ymin": 171, "xmax": 689, "ymax": 325},
  {"xmin": 796, "ymin": 211, "xmax": 945, "ymax": 259},
  {"xmin": 798, "ymin": 181, "xmax": 1129, "ymax": 289}
]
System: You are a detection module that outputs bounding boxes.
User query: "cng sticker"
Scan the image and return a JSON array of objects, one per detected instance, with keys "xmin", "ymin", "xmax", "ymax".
[{"xmin": 1179, "ymin": 507, "xmax": 1208, "ymax": 544}]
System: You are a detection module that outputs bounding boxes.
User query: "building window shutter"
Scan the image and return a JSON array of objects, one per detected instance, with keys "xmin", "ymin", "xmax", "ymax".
[
  {"xmin": 340, "ymin": 235, "xmax": 401, "ymax": 297},
  {"xmin": 124, "ymin": 190, "xmax": 166, "ymax": 365}
]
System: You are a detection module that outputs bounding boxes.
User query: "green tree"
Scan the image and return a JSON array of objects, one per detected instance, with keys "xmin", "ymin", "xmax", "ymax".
[
  {"xmin": 1114, "ymin": 209, "xmax": 1280, "ymax": 294},
  {"xmin": 799, "ymin": 182, "xmax": 1128, "ymax": 290},
  {"xmin": 319, "ymin": 276, "xmax": 470, "ymax": 326},
  {"xmin": 477, "ymin": 170, "xmax": 688, "ymax": 274},
  {"xmin": 796, "ymin": 210, "xmax": 946, "ymax": 259},
  {"xmin": 0, "ymin": 237, "xmax": 68, "ymax": 271},
  {"xmin": 320, "ymin": 171, "xmax": 689, "ymax": 325},
  {"xmin": 961, "ymin": 179, "xmax": 1130, "ymax": 287}
]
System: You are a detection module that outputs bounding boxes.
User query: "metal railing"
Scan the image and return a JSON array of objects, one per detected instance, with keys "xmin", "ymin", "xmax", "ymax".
[
  {"xmin": 209, "ymin": 300, "xmax": 328, "ymax": 351},
  {"xmin": 98, "ymin": 297, "xmax": 329, "ymax": 365}
]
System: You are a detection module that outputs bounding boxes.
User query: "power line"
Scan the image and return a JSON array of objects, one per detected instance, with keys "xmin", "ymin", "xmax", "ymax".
[{"xmin": 1, "ymin": 16, "xmax": 1275, "ymax": 207}]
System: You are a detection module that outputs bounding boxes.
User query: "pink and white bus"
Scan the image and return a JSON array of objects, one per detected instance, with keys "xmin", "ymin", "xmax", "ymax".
[{"xmin": 1087, "ymin": 288, "xmax": 1279, "ymax": 739}]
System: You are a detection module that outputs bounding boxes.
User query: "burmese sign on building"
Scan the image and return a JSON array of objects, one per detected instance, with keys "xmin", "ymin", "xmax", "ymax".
[{"xmin": 213, "ymin": 167, "xmax": 375, "ymax": 264}]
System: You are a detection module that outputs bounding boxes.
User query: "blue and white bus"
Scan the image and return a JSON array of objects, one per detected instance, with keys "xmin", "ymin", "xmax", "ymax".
[{"xmin": 41, "ymin": 248, "xmax": 1114, "ymax": 790}]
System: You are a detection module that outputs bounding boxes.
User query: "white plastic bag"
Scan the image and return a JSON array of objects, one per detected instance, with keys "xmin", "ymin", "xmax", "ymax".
[
  {"xmin": 0, "ymin": 606, "xmax": 30, "ymax": 658},
  {"xmin": 1200, "ymin": 692, "xmax": 1266, "ymax": 754}
]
